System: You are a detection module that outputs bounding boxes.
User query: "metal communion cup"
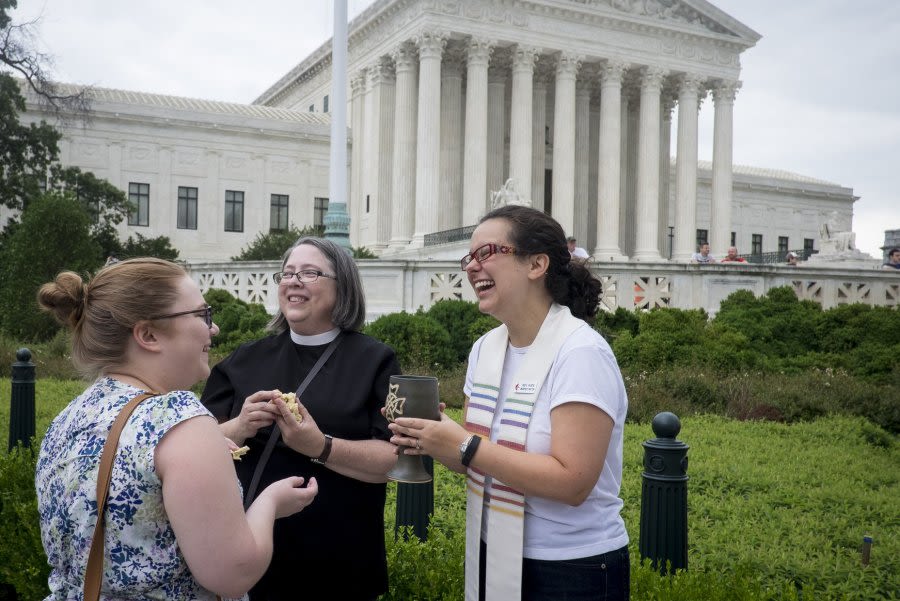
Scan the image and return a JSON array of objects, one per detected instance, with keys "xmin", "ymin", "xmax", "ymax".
[{"xmin": 384, "ymin": 375, "xmax": 440, "ymax": 483}]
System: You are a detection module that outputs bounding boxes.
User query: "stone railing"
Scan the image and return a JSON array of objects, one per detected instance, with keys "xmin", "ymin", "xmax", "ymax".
[{"xmin": 185, "ymin": 260, "xmax": 899, "ymax": 319}]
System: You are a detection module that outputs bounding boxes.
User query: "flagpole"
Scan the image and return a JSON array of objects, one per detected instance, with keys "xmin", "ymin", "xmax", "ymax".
[{"xmin": 323, "ymin": 0, "xmax": 351, "ymax": 251}]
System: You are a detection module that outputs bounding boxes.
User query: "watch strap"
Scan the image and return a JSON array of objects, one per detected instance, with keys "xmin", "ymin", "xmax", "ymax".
[
  {"xmin": 312, "ymin": 434, "xmax": 333, "ymax": 464},
  {"xmin": 461, "ymin": 434, "xmax": 481, "ymax": 467}
]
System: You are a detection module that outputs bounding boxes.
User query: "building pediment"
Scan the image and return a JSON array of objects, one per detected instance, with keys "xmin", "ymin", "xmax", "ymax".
[{"xmin": 568, "ymin": 0, "xmax": 760, "ymax": 43}]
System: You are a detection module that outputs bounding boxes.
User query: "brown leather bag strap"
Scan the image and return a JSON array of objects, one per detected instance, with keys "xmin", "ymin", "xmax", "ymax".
[{"xmin": 84, "ymin": 392, "xmax": 158, "ymax": 601}]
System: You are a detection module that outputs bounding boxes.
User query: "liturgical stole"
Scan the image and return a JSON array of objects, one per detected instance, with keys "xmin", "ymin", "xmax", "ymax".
[{"xmin": 463, "ymin": 303, "xmax": 584, "ymax": 601}]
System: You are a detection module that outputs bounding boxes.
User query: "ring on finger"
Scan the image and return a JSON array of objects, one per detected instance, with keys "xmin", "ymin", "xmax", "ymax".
[{"xmin": 415, "ymin": 439, "xmax": 421, "ymax": 450}]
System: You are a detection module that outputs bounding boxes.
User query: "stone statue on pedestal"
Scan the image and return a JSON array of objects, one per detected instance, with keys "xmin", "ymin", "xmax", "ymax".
[
  {"xmin": 490, "ymin": 178, "xmax": 530, "ymax": 209},
  {"xmin": 807, "ymin": 212, "xmax": 878, "ymax": 268}
]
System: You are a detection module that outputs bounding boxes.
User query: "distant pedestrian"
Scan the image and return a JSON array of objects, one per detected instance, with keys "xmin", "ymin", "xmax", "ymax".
[
  {"xmin": 566, "ymin": 236, "xmax": 589, "ymax": 261},
  {"xmin": 690, "ymin": 243, "xmax": 715, "ymax": 264},
  {"xmin": 720, "ymin": 246, "xmax": 746, "ymax": 263},
  {"xmin": 786, "ymin": 251, "xmax": 800, "ymax": 266},
  {"xmin": 882, "ymin": 247, "xmax": 900, "ymax": 270}
]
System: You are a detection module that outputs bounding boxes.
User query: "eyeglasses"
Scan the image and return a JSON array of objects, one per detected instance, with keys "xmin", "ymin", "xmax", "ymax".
[
  {"xmin": 273, "ymin": 270, "xmax": 337, "ymax": 284},
  {"xmin": 150, "ymin": 305, "xmax": 214, "ymax": 328},
  {"xmin": 460, "ymin": 243, "xmax": 518, "ymax": 271}
]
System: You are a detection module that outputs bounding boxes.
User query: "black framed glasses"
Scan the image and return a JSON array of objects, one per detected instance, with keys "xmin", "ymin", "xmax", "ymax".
[
  {"xmin": 150, "ymin": 305, "xmax": 214, "ymax": 328},
  {"xmin": 273, "ymin": 270, "xmax": 338, "ymax": 284},
  {"xmin": 460, "ymin": 243, "xmax": 518, "ymax": 271}
]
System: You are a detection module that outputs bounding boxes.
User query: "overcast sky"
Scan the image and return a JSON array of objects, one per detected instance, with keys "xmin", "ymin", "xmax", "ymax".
[{"xmin": 9, "ymin": 0, "xmax": 899, "ymax": 257}]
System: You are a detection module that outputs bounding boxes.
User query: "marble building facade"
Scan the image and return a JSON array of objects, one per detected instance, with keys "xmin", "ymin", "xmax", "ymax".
[{"xmin": 8, "ymin": 0, "xmax": 859, "ymax": 263}]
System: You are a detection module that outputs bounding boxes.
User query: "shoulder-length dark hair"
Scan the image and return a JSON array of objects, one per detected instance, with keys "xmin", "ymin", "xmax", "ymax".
[
  {"xmin": 480, "ymin": 205, "xmax": 602, "ymax": 320},
  {"xmin": 267, "ymin": 237, "xmax": 366, "ymax": 333}
]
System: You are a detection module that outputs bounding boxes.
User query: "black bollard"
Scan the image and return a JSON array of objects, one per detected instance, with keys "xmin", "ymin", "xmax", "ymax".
[
  {"xmin": 639, "ymin": 411, "xmax": 689, "ymax": 573},
  {"xmin": 394, "ymin": 455, "xmax": 434, "ymax": 541},
  {"xmin": 9, "ymin": 348, "xmax": 36, "ymax": 452}
]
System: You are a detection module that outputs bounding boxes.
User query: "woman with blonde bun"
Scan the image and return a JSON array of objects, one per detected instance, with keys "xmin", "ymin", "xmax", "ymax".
[{"xmin": 35, "ymin": 258, "xmax": 318, "ymax": 601}]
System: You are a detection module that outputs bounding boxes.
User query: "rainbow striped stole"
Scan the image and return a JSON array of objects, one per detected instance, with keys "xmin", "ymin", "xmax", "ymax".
[{"xmin": 463, "ymin": 304, "xmax": 584, "ymax": 601}]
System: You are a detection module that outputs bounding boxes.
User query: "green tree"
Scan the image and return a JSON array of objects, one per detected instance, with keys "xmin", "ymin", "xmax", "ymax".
[
  {"xmin": 232, "ymin": 224, "xmax": 325, "ymax": 261},
  {"xmin": 1, "ymin": 0, "xmax": 91, "ymax": 210},
  {"xmin": 0, "ymin": 193, "xmax": 101, "ymax": 340}
]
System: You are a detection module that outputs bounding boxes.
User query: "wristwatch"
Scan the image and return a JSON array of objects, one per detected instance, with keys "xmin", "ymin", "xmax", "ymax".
[
  {"xmin": 459, "ymin": 434, "xmax": 481, "ymax": 467},
  {"xmin": 311, "ymin": 434, "xmax": 333, "ymax": 465}
]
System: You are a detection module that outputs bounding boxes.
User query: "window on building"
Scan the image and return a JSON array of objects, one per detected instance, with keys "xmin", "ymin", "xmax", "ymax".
[
  {"xmin": 314, "ymin": 197, "xmax": 329, "ymax": 227},
  {"xmin": 225, "ymin": 190, "xmax": 244, "ymax": 232},
  {"xmin": 270, "ymin": 194, "xmax": 289, "ymax": 231},
  {"xmin": 177, "ymin": 186, "xmax": 198, "ymax": 230},
  {"xmin": 804, "ymin": 238, "xmax": 815, "ymax": 254},
  {"xmin": 128, "ymin": 182, "xmax": 150, "ymax": 226},
  {"xmin": 778, "ymin": 236, "xmax": 789, "ymax": 254},
  {"xmin": 696, "ymin": 229, "xmax": 708, "ymax": 247},
  {"xmin": 309, "ymin": 104, "xmax": 315, "ymax": 112},
  {"xmin": 323, "ymin": 94, "xmax": 329, "ymax": 113},
  {"xmin": 366, "ymin": 194, "xmax": 370, "ymax": 213},
  {"xmin": 730, "ymin": 231, "xmax": 736, "ymax": 247},
  {"xmin": 752, "ymin": 234, "xmax": 763, "ymax": 255}
]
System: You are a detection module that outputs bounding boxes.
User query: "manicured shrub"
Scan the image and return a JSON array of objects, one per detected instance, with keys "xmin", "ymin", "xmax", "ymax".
[
  {"xmin": 203, "ymin": 288, "xmax": 270, "ymax": 355},
  {"xmin": 594, "ymin": 306, "xmax": 640, "ymax": 342},
  {"xmin": 0, "ymin": 442, "xmax": 50, "ymax": 601},
  {"xmin": 467, "ymin": 314, "xmax": 500, "ymax": 343},
  {"xmin": 364, "ymin": 312, "xmax": 455, "ymax": 370},
  {"xmin": 425, "ymin": 300, "xmax": 483, "ymax": 362},
  {"xmin": 231, "ymin": 225, "xmax": 323, "ymax": 261}
]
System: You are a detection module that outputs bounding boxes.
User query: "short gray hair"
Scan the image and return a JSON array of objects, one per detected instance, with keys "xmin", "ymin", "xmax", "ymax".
[{"xmin": 267, "ymin": 237, "xmax": 366, "ymax": 333}]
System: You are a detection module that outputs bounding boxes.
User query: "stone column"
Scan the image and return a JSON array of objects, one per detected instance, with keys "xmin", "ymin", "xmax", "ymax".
[
  {"xmin": 632, "ymin": 66, "xmax": 667, "ymax": 261},
  {"xmin": 412, "ymin": 31, "xmax": 447, "ymax": 247},
  {"xmin": 594, "ymin": 60, "xmax": 627, "ymax": 260},
  {"xmin": 658, "ymin": 90, "xmax": 675, "ymax": 258},
  {"xmin": 673, "ymin": 73, "xmax": 705, "ymax": 261},
  {"xmin": 509, "ymin": 45, "xmax": 539, "ymax": 202},
  {"xmin": 462, "ymin": 38, "xmax": 493, "ymax": 225},
  {"xmin": 366, "ymin": 58, "xmax": 395, "ymax": 251},
  {"xmin": 531, "ymin": 67, "xmax": 549, "ymax": 212},
  {"xmin": 350, "ymin": 70, "xmax": 366, "ymax": 245},
  {"xmin": 486, "ymin": 53, "xmax": 508, "ymax": 207},
  {"xmin": 711, "ymin": 80, "xmax": 740, "ymax": 257},
  {"xmin": 440, "ymin": 51, "xmax": 464, "ymax": 231},
  {"xmin": 574, "ymin": 75, "xmax": 592, "ymax": 245},
  {"xmin": 551, "ymin": 52, "xmax": 582, "ymax": 236},
  {"xmin": 389, "ymin": 43, "xmax": 418, "ymax": 249}
]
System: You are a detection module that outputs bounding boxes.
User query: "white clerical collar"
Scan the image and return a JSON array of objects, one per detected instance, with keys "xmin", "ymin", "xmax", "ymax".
[{"xmin": 289, "ymin": 327, "xmax": 341, "ymax": 346}]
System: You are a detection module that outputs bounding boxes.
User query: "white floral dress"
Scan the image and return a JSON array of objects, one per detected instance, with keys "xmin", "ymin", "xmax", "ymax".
[{"xmin": 36, "ymin": 377, "xmax": 242, "ymax": 601}]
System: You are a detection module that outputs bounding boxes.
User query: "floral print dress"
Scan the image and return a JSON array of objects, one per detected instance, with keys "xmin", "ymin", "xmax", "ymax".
[{"xmin": 36, "ymin": 377, "xmax": 242, "ymax": 601}]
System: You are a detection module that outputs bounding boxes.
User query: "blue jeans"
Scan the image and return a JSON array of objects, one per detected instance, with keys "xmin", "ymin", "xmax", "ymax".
[{"xmin": 479, "ymin": 540, "xmax": 630, "ymax": 601}]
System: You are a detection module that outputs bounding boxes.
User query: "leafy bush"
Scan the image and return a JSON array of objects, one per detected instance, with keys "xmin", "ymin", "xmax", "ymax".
[
  {"xmin": 202, "ymin": 288, "xmax": 269, "ymax": 355},
  {"xmin": 425, "ymin": 300, "xmax": 484, "ymax": 363},
  {"xmin": 594, "ymin": 307, "xmax": 640, "ymax": 343},
  {"xmin": 352, "ymin": 246, "xmax": 377, "ymax": 259},
  {"xmin": 116, "ymin": 233, "xmax": 180, "ymax": 261},
  {"xmin": 467, "ymin": 314, "xmax": 500, "ymax": 343},
  {"xmin": 613, "ymin": 308, "xmax": 708, "ymax": 371},
  {"xmin": 0, "ymin": 442, "xmax": 50, "ymax": 601},
  {"xmin": 363, "ymin": 312, "xmax": 456, "ymax": 370},
  {"xmin": 231, "ymin": 225, "xmax": 323, "ymax": 261}
]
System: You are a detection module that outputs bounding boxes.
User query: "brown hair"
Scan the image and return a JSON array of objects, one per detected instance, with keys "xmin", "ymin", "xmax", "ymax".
[
  {"xmin": 37, "ymin": 258, "xmax": 188, "ymax": 379},
  {"xmin": 479, "ymin": 205, "xmax": 602, "ymax": 320}
]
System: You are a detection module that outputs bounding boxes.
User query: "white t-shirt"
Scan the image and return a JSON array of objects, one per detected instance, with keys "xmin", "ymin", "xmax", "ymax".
[
  {"xmin": 464, "ymin": 323, "xmax": 629, "ymax": 560},
  {"xmin": 570, "ymin": 246, "xmax": 590, "ymax": 259},
  {"xmin": 690, "ymin": 252, "xmax": 714, "ymax": 263}
]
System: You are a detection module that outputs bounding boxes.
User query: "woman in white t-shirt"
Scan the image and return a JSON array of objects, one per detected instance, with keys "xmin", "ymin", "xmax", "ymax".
[{"xmin": 389, "ymin": 205, "xmax": 630, "ymax": 601}]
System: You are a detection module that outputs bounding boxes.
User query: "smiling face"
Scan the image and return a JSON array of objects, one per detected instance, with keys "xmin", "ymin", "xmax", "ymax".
[
  {"xmin": 278, "ymin": 244, "xmax": 338, "ymax": 335},
  {"xmin": 464, "ymin": 218, "xmax": 531, "ymax": 321},
  {"xmin": 156, "ymin": 276, "xmax": 219, "ymax": 389}
]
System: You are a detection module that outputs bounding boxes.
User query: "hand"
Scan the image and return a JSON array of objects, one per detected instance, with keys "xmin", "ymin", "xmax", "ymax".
[
  {"xmin": 271, "ymin": 396, "xmax": 325, "ymax": 458},
  {"xmin": 258, "ymin": 476, "xmax": 318, "ymax": 519},
  {"xmin": 231, "ymin": 390, "xmax": 281, "ymax": 442},
  {"xmin": 388, "ymin": 412, "xmax": 466, "ymax": 466}
]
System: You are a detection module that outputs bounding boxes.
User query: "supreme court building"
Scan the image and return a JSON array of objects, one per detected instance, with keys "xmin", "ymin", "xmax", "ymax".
[{"xmin": 12, "ymin": 0, "xmax": 858, "ymax": 263}]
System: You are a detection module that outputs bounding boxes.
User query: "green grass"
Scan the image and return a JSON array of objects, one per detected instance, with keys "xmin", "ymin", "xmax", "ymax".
[{"xmin": 4, "ymin": 386, "xmax": 898, "ymax": 600}]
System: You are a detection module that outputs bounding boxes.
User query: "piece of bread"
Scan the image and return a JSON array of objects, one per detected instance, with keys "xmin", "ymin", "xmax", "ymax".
[
  {"xmin": 273, "ymin": 391, "xmax": 303, "ymax": 423},
  {"xmin": 231, "ymin": 445, "xmax": 250, "ymax": 461}
]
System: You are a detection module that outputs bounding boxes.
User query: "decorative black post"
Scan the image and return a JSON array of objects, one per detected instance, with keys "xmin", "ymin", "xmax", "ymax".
[
  {"xmin": 639, "ymin": 411, "xmax": 689, "ymax": 573},
  {"xmin": 394, "ymin": 456, "xmax": 434, "ymax": 541},
  {"xmin": 9, "ymin": 348, "xmax": 36, "ymax": 451}
]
